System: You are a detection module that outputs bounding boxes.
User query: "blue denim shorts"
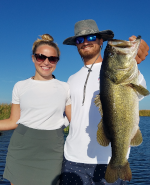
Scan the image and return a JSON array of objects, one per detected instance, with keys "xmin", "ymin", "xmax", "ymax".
[{"xmin": 59, "ymin": 157, "xmax": 127, "ymax": 185}]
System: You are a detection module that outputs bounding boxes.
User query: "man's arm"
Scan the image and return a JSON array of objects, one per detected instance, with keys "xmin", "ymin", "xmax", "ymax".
[{"xmin": 65, "ymin": 104, "xmax": 71, "ymax": 123}]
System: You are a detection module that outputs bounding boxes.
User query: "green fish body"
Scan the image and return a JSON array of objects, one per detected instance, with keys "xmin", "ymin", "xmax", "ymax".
[{"xmin": 95, "ymin": 36, "xmax": 150, "ymax": 183}]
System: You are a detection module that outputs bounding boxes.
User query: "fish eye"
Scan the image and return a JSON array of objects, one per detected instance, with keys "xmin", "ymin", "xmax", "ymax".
[{"xmin": 108, "ymin": 52, "xmax": 114, "ymax": 57}]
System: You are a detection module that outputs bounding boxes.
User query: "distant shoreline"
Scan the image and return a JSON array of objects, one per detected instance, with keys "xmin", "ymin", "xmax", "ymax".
[
  {"xmin": 0, "ymin": 106, "xmax": 149, "ymax": 135},
  {"xmin": 139, "ymin": 110, "xmax": 150, "ymax": 117},
  {"xmin": 0, "ymin": 104, "xmax": 150, "ymax": 120}
]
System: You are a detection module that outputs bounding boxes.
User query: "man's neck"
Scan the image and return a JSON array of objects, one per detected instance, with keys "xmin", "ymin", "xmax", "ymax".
[{"xmin": 84, "ymin": 54, "xmax": 103, "ymax": 65}]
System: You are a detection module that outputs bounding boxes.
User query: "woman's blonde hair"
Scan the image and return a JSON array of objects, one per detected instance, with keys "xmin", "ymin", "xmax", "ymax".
[{"xmin": 32, "ymin": 34, "xmax": 60, "ymax": 58}]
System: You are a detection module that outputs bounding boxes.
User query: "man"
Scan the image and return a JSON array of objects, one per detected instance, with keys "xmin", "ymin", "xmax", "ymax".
[{"xmin": 60, "ymin": 19, "xmax": 149, "ymax": 185}]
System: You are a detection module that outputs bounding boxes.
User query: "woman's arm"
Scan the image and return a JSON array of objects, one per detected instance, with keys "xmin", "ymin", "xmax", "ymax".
[
  {"xmin": 0, "ymin": 104, "xmax": 20, "ymax": 131},
  {"xmin": 65, "ymin": 104, "xmax": 71, "ymax": 123}
]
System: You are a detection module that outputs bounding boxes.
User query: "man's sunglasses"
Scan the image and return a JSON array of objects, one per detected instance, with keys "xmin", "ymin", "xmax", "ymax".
[
  {"xmin": 76, "ymin": 35, "xmax": 100, "ymax": 44},
  {"xmin": 34, "ymin": 54, "xmax": 59, "ymax": 64}
]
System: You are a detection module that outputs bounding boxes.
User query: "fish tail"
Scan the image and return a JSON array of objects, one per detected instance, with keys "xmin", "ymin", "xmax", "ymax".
[
  {"xmin": 130, "ymin": 129, "xmax": 143, "ymax": 146},
  {"xmin": 105, "ymin": 161, "xmax": 132, "ymax": 183}
]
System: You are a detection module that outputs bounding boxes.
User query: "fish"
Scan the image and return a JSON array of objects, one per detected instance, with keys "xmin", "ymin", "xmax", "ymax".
[{"xmin": 94, "ymin": 36, "xmax": 150, "ymax": 183}]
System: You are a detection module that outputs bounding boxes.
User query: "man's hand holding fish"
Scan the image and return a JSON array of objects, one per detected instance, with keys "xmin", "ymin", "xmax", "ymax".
[{"xmin": 129, "ymin": 35, "xmax": 149, "ymax": 64}]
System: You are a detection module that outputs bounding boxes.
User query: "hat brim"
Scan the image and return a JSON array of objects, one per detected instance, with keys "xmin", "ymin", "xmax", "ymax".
[{"xmin": 63, "ymin": 30, "xmax": 114, "ymax": 45}]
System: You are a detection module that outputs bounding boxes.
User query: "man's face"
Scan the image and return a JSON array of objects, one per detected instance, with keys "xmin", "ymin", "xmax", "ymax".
[{"xmin": 76, "ymin": 36, "xmax": 103, "ymax": 60}]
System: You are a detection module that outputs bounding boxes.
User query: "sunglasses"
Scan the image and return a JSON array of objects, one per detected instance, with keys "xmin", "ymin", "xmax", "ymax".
[
  {"xmin": 34, "ymin": 54, "xmax": 59, "ymax": 64},
  {"xmin": 76, "ymin": 35, "xmax": 100, "ymax": 44}
]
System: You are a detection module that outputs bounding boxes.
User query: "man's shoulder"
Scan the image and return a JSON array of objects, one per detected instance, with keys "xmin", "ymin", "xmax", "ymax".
[
  {"xmin": 68, "ymin": 67, "xmax": 85, "ymax": 82},
  {"xmin": 68, "ymin": 63, "xmax": 101, "ymax": 83}
]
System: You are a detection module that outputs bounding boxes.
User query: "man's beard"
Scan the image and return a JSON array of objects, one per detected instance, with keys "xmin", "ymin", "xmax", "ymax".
[{"xmin": 78, "ymin": 44, "xmax": 101, "ymax": 60}]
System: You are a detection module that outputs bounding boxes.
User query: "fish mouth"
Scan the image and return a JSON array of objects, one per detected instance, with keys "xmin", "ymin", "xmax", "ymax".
[
  {"xmin": 109, "ymin": 40, "xmax": 132, "ymax": 48},
  {"xmin": 108, "ymin": 36, "xmax": 141, "ymax": 55},
  {"xmin": 108, "ymin": 36, "xmax": 141, "ymax": 47}
]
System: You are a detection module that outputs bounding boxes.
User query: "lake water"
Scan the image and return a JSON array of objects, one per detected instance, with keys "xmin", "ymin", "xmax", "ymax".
[
  {"xmin": 127, "ymin": 116, "xmax": 150, "ymax": 184},
  {"xmin": 0, "ymin": 117, "xmax": 150, "ymax": 184}
]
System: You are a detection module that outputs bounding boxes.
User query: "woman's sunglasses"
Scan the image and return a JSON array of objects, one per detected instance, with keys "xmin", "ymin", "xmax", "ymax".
[
  {"xmin": 76, "ymin": 35, "xmax": 100, "ymax": 44},
  {"xmin": 34, "ymin": 54, "xmax": 59, "ymax": 64}
]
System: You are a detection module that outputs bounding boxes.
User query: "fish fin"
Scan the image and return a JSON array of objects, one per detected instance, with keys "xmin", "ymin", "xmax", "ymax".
[
  {"xmin": 97, "ymin": 120, "xmax": 110, "ymax": 146},
  {"xmin": 130, "ymin": 83, "xmax": 150, "ymax": 96},
  {"xmin": 105, "ymin": 161, "xmax": 132, "ymax": 183},
  {"xmin": 94, "ymin": 94, "xmax": 103, "ymax": 116},
  {"xmin": 95, "ymin": 94, "xmax": 110, "ymax": 146},
  {"xmin": 130, "ymin": 129, "xmax": 143, "ymax": 146}
]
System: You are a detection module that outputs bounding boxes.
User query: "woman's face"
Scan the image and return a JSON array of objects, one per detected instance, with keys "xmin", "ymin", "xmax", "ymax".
[{"xmin": 32, "ymin": 44, "xmax": 58, "ymax": 80}]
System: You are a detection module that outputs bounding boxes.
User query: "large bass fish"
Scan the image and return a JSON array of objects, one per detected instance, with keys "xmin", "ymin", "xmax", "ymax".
[{"xmin": 95, "ymin": 36, "xmax": 150, "ymax": 183}]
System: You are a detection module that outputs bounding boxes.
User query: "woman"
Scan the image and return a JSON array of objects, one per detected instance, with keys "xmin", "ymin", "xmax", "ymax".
[{"xmin": 1, "ymin": 34, "xmax": 71, "ymax": 185}]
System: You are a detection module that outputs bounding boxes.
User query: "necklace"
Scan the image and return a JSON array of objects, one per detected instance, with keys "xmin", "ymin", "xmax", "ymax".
[
  {"xmin": 82, "ymin": 54, "xmax": 100, "ymax": 106},
  {"xmin": 84, "ymin": 65, "xmax": 92, "ymax": 72}
]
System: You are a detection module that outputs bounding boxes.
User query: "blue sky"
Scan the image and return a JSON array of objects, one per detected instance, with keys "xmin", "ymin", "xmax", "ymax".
[{"xmin": 0, "ymin": 0, "xmax": 150, "ymax": 109}]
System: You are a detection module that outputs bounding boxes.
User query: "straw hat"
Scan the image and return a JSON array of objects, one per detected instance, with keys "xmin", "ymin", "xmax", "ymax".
[{"xmin": 63, "ymin": 19, "xmax": 114, "ymax": 45}]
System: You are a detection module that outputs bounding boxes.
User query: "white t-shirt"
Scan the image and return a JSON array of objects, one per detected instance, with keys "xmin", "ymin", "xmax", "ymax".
[
  {"xmin": 64, "ymin": 62, "xmax": 146, "ymax": 164},
  {"xmin": 12, "ymin": 78, "xmax": 71, "ymax": 130}
]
